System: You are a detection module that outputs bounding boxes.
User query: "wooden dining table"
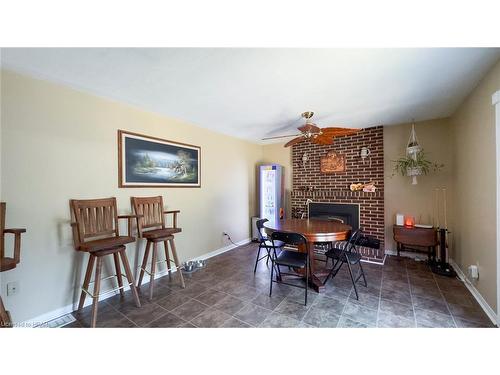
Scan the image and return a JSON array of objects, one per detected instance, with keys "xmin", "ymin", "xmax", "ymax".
[{"xmin": 263, "ymin": 218, "xmax": 352, "ymax": 293}]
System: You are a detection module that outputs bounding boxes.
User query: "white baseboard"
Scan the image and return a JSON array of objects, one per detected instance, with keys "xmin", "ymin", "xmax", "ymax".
[
  {"xmin": 449, "ymin": 258, "xmax": 498, "ymax": 327},
  {"xmin": 23, "ymin": 237, "xmax": 251, "ymax": 327}
]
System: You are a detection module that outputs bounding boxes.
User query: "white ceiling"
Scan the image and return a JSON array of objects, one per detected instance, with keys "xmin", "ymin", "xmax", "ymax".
[{"xmin": 2, "ymin": 48, "xmax": 499, "ymax": 142}]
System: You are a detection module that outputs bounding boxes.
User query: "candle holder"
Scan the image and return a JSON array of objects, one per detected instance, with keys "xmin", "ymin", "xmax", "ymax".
[{"xmin": 404, "ymin": 216, "xmax": 415, "ymax": 228}]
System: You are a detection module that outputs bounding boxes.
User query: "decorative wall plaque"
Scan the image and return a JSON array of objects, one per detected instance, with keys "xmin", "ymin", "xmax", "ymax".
[{"xmin": 320, "ymin": 151, "xmax": 345, "ymax": 173}]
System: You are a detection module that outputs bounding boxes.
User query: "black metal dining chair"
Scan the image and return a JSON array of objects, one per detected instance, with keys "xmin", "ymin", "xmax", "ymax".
[
  {"xmin": 253, "ymin": 218, "xmax": 284, "ymax": 273},
  {"xmin": 324, "ymin": 229, "xmax": 373, "ymax": 300},
  {"xmin": 269, "ymin": 231, "xmax": 310, "ymax": 305}
]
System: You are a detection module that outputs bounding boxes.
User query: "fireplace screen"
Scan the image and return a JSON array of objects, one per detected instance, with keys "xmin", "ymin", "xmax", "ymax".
[{"xmin": 308, "ymin": 202, "xmax": 360, "ymax": 231}]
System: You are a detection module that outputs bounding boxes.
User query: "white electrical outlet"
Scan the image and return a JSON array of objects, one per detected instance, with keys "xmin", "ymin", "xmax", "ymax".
[{"xmin": 7, "ymin": 281, "xmax": 19, "ymax": 296}]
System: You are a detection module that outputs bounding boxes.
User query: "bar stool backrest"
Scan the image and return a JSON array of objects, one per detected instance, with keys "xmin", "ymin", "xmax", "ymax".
[
  {"xmin": 131, "ymin": 196, "xmax": 165, "ymax": 231},
  {"xmin": 70, "ymin": 198, "xmax": 120, "ymax": 246}
]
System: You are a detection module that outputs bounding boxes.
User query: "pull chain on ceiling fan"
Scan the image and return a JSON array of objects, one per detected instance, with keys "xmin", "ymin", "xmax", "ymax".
[{"xmin": 262, "ymin": 111, "xmax": 360, "ymax": 147}]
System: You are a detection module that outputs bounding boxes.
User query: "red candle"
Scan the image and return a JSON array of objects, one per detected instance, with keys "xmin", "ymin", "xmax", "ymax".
[{"xmin": 404, "ymin": 216, "xmax": 415, "ymax": 228}]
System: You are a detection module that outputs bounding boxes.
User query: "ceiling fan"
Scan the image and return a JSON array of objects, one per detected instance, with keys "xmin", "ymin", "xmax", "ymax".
[{"xmin": 262, "ymin": 111, "xmax": 360, "ymax": 147}]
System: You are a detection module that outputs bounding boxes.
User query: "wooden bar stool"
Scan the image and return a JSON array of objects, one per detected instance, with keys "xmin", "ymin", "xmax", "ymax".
[
  {"xmin": 70, "ymin": 198, "xmax": 141, "ymax": 328},
  {"xmin": 0, "ymin": 202, "xmax": 26, "ymax": 328},
  {"xmin": 131, "ymin": 196, "xmax": 185, "ymax": 300}
]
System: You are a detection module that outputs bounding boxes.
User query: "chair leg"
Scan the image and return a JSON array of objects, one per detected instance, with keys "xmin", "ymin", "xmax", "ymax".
[
  {"xmin": 113, "ymin": 252, "xmax": 125, "ymax": 297},
  {"xmin": 269, "ymin": 258, "xmax": 274, "ymax": 297},
  {"xmin": 358, "ymin": 261, "xmax": 368, "ymax": 287},
  {"xmin": 169, "ymin": 237, "xmax": 185, "ymax": 288},
  {"xmin": 253, "ymin": 245, "xmax": 262, "ymax": 273},
  {"xmin": 137, "ymin": 240, "xmax": 151, "ymax": 288},
  {"xmin": 90, "ymin": 256, "xmax": 103, "ymax": 328},
  {"xmin": 119, "ymin": 249, "xmax": 141, "ymax": 308},
  {"xmin": 164, "ymin": 240, "xmax": 172, "ymax": 279},
  {"xmin": 78, "ymin": 254, "xmax": 95, "ymax": 311},
  {"xmin": 346, "ymin": 261, "xmax": 359, "ymax": 300},
  {"xmin": 305, "ymin": 256, "xmax": 309, "ymax": 306},
  {"xmin": 149, "ymin": 242, "xmax": 158, "ymax": 300}
]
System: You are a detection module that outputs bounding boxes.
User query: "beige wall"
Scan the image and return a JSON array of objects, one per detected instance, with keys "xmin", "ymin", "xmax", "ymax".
[
  {"xmin": 384, "ymin": 119, "xmax": 454, "ymax": 251},
  {"xmin": 0, "ymin": 70, "xmax": 262, "ymax": 322},
  {"xmin": 260, "ymin": 143, "xmax": 292, "ymax": 218},
  {"xmin": 451, "ymin": 60, "xmax": 500, "ymax": 312}
]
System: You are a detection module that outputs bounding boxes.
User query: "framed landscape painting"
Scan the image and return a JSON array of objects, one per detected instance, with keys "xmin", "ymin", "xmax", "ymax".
[{"xmin": 118, "ymin": 130, "xmax": 201, "ymax": 187}]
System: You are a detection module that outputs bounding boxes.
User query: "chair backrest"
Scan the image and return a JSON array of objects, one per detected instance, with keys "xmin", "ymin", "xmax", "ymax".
[
  {"xmin": 342, "ymin": 229, "xmax": 362, "ymax": 252},
  {"xmin": 70, "ymin": 198, "xmax": 119, "ymax": 245},
  {"xmin": 255, "ymin": 218, "xmax": 268, "ymax": 241},
  {"xmin": 271, "ymin": 231, "xmax": 307, "ymax": 247},
  {"xmin": 0, "ymin": 202, "xmax": 5, "ymax": 259},
  {"xmin": 131, "ymin": 196, "xmax": 165, "ymax": 230}
]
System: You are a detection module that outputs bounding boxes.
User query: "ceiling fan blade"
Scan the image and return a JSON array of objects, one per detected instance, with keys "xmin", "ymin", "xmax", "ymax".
[
  {"xmin": 284, "ymin": 136, "xmax": 306, "ymax": 147},
  {"xmin": 261, "ymin": 134, "xmax": 301, "ymax": 140},
  {"xmin": 311, "ymin": 134, "xmax": 335, "ymax": 145},
  {"xmin": 320, "ymin": 127, "xmax": 361, "ymax": 137},
  {"xmin": 298, "ymin": 123, "xmax": 321, "ymax": 134}
]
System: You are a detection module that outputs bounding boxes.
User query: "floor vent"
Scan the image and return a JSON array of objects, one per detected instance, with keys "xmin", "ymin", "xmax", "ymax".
[{"xmin": 43, "ymin": 313, "xmax": 76, "ymax": 328}]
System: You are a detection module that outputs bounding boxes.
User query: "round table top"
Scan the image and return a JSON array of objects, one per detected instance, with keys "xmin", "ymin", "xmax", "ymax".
[{"xmin": 263, "ymin": 218, "xmax": 351, "ymax": 242}]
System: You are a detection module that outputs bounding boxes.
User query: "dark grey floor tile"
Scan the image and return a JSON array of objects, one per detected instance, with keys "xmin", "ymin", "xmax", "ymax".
[
  {"xmin": 234, "ymin": 303, "xmax": 272, "ymax": 326},
  {"xmin": 380, "ymin": 288, "xmax": 412, "ymax": 306},
  {"xmin": 313, "ymin": 295, "xmax": 346, "ymax": 315},
  {"xmin": 447, "ymin": 303, "xmax": 491, "ymax": 324},
  {"xmin": 337, "ymin": 316, "xmax": 373, "ymax": 328},
  {"xmin": 221, "ymin": 317, "xmax": 252, "ymax": 328},
  {"xmin": 442, "ymin": 291, "xmax": 476, "ymax": 307},
  {"xmin": 194, "ymin": 289, "xmax": 228, "ymax": 306},
  {"xmin": 171, "ymin": 299, "xmax": 209, "ymax": 321},
  {"xmin": 379, "ymin": 299, "xmax": 415, "ymax": 321},
  {"xmin": 119, "ymin": 301, "xmax": 167, "ymax": 327},
  {"xmin": 175, "ymin": 282, "xmax": 209, "ymax": 299},
  {"xmin": 382, "ymin": 278, "xmax": 410, "ymax": 291},
  {"xmin": 148, "ymin": 312, "xmax": 187, "ymax": 328},
  {"xmin": 377, "ymin": 311, "xmax": 415, "ymax": 328},
  {"xmin": 454, "ymin": 317, "xmax": 495, "ymax": 328},
  {"xmin": 178, "ymin": 322, "xmax": 197, "ymax": 328},
  {"xmin": 412, "ymin": 295, "xmax": 448, "ymax": 315},
  {"xmin": 342, "ymin": 301, "xmax": 378, "ymax": 326},
  {"xmin": 156, "ymin": 293, "xmax": 192, "ymax": 311},
  {"xmin": 190, "ymin": 308, "xmax": 232, "ymax": 328},
  {"xmin": 275, "ymin": 299, "xmax": 311, "ymax": 321},
  {"xmin": 285, "ymin": 288, "xmax": 319, "ymax": 305},
  {"xmin": 303, "ymin": 307, "xmax": 341, "ymax": 328},
  {"xmin": 229, "ymin": 284, "xmax": 261, "ymax": 302},
  {"xmin": 213, "ymin": 295, "xmax": 248, "ymax": 315},
  {"xmin": 251, "ymin": 292, "xmax": 286, "ymax": 310},
  {"xmin": 259, "ymin": 312, "xmax": 303, "ymax": 328},
  {"xmin": 414, "ymin": 308, "xmax": 456, "ymax": 328},
  {"xmin": 349, "ymin": 291, "xmax": 380, "ymax": 310}
]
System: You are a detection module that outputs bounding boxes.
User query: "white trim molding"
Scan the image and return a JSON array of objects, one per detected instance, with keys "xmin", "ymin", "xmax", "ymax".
[
  {"xmin": 493, "ymin": 89, "xmax": 500, "ymax": 323},
  {"xmin": 449, "ymin": 259, "xmax": 498, "ymax": 326},
  {"xmin": 23, "ymin": 237, "xmax": 251, "ymax": 327}
]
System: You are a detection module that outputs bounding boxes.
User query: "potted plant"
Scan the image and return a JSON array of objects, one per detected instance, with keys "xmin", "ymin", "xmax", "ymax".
[{"xmin": 392, "ymin": 150, "xmax": 443, "ymax": 185}]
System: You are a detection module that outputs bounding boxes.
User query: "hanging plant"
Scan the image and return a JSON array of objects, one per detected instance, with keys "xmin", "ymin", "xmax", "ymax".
[
  {"xmin": 392, "ymin": 150, "xmax": 443, "ymax": 184},
  {"xmin": 391, "ymin": 122, "xmax": 443, "ymax": 184}
]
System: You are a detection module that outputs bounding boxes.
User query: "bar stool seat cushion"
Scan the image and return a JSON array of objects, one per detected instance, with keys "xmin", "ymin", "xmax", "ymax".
[
  {"xmin": 0, "ymin": 257, "xmax": 17, "ymax": 272},
  {"xmin": 77, "ymin": 236, "xmax": 135, "ymax": 252},
  {"xmin": 142, "ymin": 228, "xmax": 181, "ymax": 241}
]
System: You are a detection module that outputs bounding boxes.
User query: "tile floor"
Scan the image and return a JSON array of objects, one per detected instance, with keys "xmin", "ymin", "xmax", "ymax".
[{"xmin": 66, "ymin": 242, "xmax": 495, "ymax": 328}]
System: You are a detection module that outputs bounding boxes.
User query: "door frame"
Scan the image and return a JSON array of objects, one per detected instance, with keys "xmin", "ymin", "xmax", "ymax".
[{"xmin": 493, "ymin": 89, "xmax": 500, "ymax": 325}]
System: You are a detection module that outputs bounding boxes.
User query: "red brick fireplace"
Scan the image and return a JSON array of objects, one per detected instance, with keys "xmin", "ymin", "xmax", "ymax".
[{"xmin": 291, "ymin": 126, "xmax": 385, "ymax": 262}]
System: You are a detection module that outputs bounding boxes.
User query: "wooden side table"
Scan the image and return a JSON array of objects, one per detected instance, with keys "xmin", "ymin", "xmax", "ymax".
[{"xmin": 393, "ymin": 225, "xmax": 437, "ymax": 261}]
